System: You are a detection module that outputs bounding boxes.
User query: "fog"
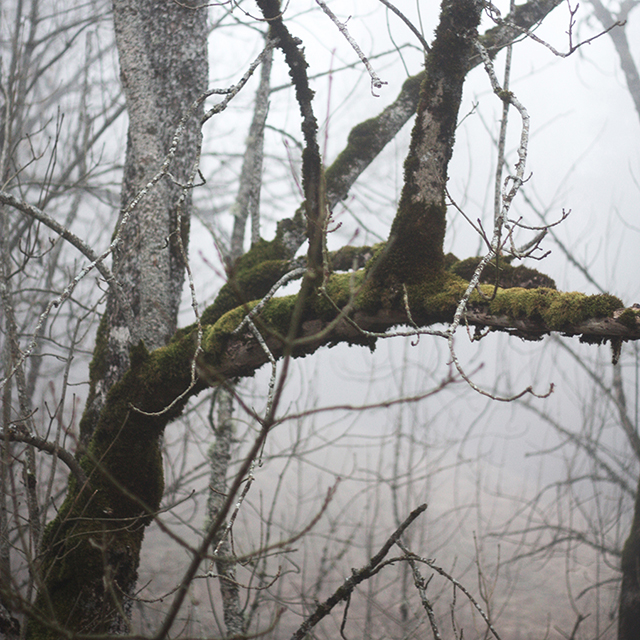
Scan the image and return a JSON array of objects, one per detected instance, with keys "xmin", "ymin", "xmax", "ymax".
[
  {"xmin": 3, "ymin": 0, "xmax": 638, "ymax": 637},
  {"xmin": 150, "ymin": 3, "xmax": 639, "ymax": 636}
]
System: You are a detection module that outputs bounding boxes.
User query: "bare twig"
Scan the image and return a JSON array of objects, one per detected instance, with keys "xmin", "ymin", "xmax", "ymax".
[
  {"xmin": 1, "ymin": 427, "xmax": 88, "ymax": 488},
  {"xmin": 290, "ymin": 504, "xmax": 427, "ymax": 640},
  {"xmin": 314, "ymin": 0, "xmax": 388, "ymax": 96}
]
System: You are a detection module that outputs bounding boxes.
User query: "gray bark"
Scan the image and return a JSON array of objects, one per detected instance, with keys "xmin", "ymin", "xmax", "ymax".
[
  {"xmin": 25, "ymin": 0, "xmax": 208, "ymax": 636},
  {"xmin": 207, "ymin": 389, "xmax": 246, "ymax": 638},
  {"xmin": 81, "ymin": 0, "xmax": 209, "ymax": 448}
]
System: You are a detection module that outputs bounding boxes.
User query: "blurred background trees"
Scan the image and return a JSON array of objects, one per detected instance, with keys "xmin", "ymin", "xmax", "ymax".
[{"xmin": 1, "ymin": 0, "xmax": 639, "ymax": 638}]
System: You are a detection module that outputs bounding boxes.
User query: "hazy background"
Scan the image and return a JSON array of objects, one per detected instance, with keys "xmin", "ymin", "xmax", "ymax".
[
  {"xmin": 134, "ymin": 2, "xmax": 640, "ymax": 638},
  {"xmin": 4, "ymin": 0, "xmax": 637, "ymax": 637}
]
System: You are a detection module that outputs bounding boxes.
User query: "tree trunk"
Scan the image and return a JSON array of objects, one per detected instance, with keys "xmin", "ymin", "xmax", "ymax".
[
  {"xmin": 79, "ymin": 0, "xmax": 208, "ymax": 449},
  {"xmin": 27, "ymin": 1, "xmax": 208, "ymax": 637},
  {"xmin": 619, "ymin": 478, "xmax": 640, "ymax": 640}
]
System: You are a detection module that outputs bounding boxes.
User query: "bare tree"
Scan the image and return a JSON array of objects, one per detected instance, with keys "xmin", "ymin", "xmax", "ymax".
[
  {"xmin": 2, "ymin": 0, "xmax": 640, "ymax": 638},
  {"xmin": 462, "ymin": 4, "xmax": 640, "ymax": 638}
]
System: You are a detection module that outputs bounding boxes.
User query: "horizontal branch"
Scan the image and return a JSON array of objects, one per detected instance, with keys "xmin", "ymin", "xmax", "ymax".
[
  {"xmin": 465, "ymin": 308, "xmax": 639, "ymax": 339},
  {"xmin": 196, "ymin": 272, "xmax": 639, "ymax": 385}
]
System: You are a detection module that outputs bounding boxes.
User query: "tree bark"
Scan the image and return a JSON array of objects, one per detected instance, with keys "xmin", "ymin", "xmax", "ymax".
[
  {"xmin": 79, "ymin": 0, "xmax": 209, "ymax": 450},
  {"xmin": 619, "ymin": 477, "xmax": 640, "ymax": 640},
  {"xmin": 27, "ymin": 0, "xmax": 208, "ymax": 636}
]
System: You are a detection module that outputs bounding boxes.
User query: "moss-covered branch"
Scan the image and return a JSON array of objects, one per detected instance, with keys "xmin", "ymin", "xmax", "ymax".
[
  {"xmin": 29, "ymin": 253, "xmax": 640, "ymax": 638},
  {"xmin": 197, "ymin": 271, "xmax": 636, "ymax": 382},
  {"xmin": 221, "ymin": 0, "xmax": 566, "ymax": 307}
]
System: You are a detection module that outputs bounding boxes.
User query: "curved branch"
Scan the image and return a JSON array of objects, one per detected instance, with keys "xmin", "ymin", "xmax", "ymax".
[
  {"xmin": 1, "ymin": 428, "xmax": 88, "ymax": 488},
  {"xmin": 0, "ymin": 191, "xmax": 116, "ymax": 289},
  {"xmin": 325, "ymin": 0, "xmax": 564, "ymax": 210}
]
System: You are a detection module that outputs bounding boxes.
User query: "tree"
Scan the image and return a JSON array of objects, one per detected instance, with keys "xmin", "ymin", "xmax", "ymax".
[
  {"xmin": 2, "ymin": 0, "xmax": 639, "ymax": 638},
  {"xmin": 467, "ymin": 3, "xmax": 640, "ymax": 638}
]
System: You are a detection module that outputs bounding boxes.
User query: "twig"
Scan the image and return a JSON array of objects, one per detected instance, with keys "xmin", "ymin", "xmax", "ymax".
[
  {"xmin": 376, "ymin": 0, "xmax": 431, "ymax": 52},
  {"xmin": 1, "ymin": 426, "xmax": 88, "ymax": 488},
  {"xmin": 290, "ymin": 504, "xmax": 427, "ymax": 640},
  {"xmin": 314, "ymin": 0, "xmax": 388, "ymax": 96}
]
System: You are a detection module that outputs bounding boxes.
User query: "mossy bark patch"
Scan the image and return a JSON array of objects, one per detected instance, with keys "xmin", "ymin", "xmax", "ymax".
[
  {"xmin": 201, "ymin": 238, "xmax": 291, "ymax": 327},
  {"xmin": 30, "ymin": 335, "xmax": 202, "ymax": 638},
  {"xmin": 375, "ymin": 0, "xmax": 483, "ymax": 285},
  {"xmin": 487, "ymin": 288, "xmax": 622, "ymax": 331},
  {"xmin": 450, "ymin": 256, "xmax": 557, "ymax": 289}
]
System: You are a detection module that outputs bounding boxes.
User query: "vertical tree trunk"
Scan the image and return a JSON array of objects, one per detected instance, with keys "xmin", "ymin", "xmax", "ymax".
[
  {"xmin": 27, "ymin": 1, "xmax": 208, "ymax": 637},
  {"xmin": 80, "ymin": 0, "xmax": 208, "ymax": 448},
  {"xmin": 619, "ymin": 478, "xmax": 640, "ymax": 640}
]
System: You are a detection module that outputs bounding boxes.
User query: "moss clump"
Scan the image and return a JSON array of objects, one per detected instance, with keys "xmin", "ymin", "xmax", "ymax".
[
  {"xmin": 256, "ymin": 294, "xmax": 299, "ymax": 333},
  {"xmin": 201, "ymin": 258, "xmax": 290, "ymax": 327},
  {"xmin": 407, "ymin": 272, "xmax": 469, "ymax": 324},
  {"xmin": 379, "ymin": 200, "xmax": 448, "ymax": 285},
  {"xmin": 330, "ymin": 245, "xmax": 375, "ymax": 271},
  {"xmin": 324, "ymin": 72, "xmax": 424, "ymax": 204},
  {"xmin": 450, "ymin": 256, "xmax": 557, "ymax": 290},
  {"xmin": 325, "ymin": 117, "xmax": 382, "ymax": 186},
  {"xmin": 615, "ymin": 307, "xmax": 639, "ymax": 330},
  {"xmin": 488, "ymin": 288, "xmax": 622, "ymax": 331},
  {"xmin": 32, "ymin": 482, "xmax": 147, "ymax": 639}
]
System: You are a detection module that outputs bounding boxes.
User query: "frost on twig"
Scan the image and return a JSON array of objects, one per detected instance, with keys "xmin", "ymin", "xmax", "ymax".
[
  {"xmin": 446, "ymin": 40, "xmax": 555, "ymax": 402},
  {"xmin": 314, "ymin": 0, "xmax": 388, "ymax": 96}
]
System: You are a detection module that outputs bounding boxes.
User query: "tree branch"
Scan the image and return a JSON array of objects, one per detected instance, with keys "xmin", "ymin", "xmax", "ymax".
[
  {"xmin": 0, "ymin": 427, "xmax": 88, "ymax": 488},
  {"xmin": 289, "ymin": 504, "xmax": 428, "ymax": 640}
]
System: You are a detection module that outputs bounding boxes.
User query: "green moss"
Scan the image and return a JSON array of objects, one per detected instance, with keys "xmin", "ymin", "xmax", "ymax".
[
  {"xmin": 370, "ymin": 2, "xmax": 482, "ymax": 287},
  {"xmin": 328, "ymin": 117, "xmax": 380, "ymax": 173},
  {"xmin": 329, "ymin": 245, "xmax": 376, "ymax": 271},
  {"xmin": 32, "ymin": 489, "xmax": 147, "ymax": 639},
  {"xmin": 30, "ymin": 328, "xmax": 203, "ymax": 637},
  {"xmin": 201, "ymin": 258, "xmax": 290, "ymax": 327},
  {"xmin": 378, "ymin": 201, "xmax": 447, "ymax": 285},
  {"xmin": 324, "ymin": 72, "xmax": 424, "ymax": 203},
  {"xmin": 258, "ymin": 294, "xmax": 298, "ymax": 329},
  {"xmin": 407, "ymin": 272, "xmax": 469, "ymax": 324},
  {"xmin": 488, "ymin": 288, "xmax": 622, "ymax": 331},
  {"xmin": 450, "ymin": 256, "xmax": 557, "ymax": 289},
  {"xmin": 36, "ymin": 223, "xmax": 632, "ymax": 638},
  {"xmin": 615, "ymin": 307, "xmax": 639, "ymax": 330},
  {"xmin": 323, "ymin": 271, "xmax": 364, "ymax": 305}
]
